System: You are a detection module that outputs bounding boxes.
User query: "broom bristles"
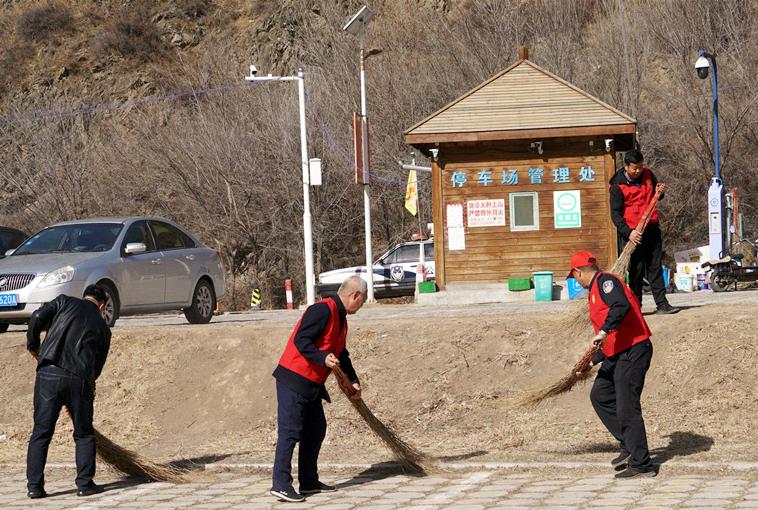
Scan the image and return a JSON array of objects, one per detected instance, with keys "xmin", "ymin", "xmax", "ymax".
[
  {"xmin": 95, "ymin": 429, "xmax": 189, "ymax": 482},
  {"xmin": 66, "ymin": 407, "xmax": 187, "ymax": 482},
  {"xmin": 332, "ymin": 366, "xmax": 426, "ymax": 473}
]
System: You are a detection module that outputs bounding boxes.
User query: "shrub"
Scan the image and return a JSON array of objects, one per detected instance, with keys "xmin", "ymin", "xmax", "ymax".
[
  {"xmin": 92, "ymin": 10, "xmax": 164, "ymax": 62},
  {"xmin": 15, "ymin": 2, "xmax": 73, "ymax": 42}
]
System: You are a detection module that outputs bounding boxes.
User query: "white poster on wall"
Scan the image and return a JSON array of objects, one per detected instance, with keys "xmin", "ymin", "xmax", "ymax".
[
  {"xmin": 466, "ymin": 199, "xmax": 506, "ymax": 227},
  {"xmin": 446, "ymin": 203, "xmax": 465, "ymax": 250},
  {"xmin": 553, "ymin": 190, "xmax": 582, "ymax": 228},
  {"xmin": 448, "ymin": 227, "xmax": 466, "ymax": 250},
  {"xmin": 446, "ymin": 203, "xmax": 464, "ymax": 228}
]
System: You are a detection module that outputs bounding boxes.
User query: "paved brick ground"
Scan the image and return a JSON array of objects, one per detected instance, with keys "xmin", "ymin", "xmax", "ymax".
[{"xmin": 1, "ymin": 467, "xmax": 757, "ymax": 509}]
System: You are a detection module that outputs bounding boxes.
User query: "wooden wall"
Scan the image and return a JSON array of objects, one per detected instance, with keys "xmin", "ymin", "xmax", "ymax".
[{"xmin": 432, "ymin": 142, "xmax": 618, "ymax": 288}]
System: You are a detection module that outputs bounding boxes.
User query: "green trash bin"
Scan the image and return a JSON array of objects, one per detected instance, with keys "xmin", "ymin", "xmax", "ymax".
[{"xmin": 533, "ymin": 271, "xmax": 554, "ymax": 302}]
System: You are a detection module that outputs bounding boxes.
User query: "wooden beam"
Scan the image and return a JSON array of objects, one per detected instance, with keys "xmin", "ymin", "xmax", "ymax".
[
  {"xmin": 431, "ymin": 158, "xmax": 446, "ymax": 290},
  {"xmin": 405, "ymin": 124, "xmax": 637, "ymax": 145}
]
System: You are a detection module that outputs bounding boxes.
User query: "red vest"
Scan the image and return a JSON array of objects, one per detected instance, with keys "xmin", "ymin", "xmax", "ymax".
[
  {"xmin": 620, "ymin": 167, "xmax": 658, "ymax": 229},
  {"xmin": 278, "ymin": 298, "xmax": 346, "ymax": 385},
  {"xmin": 588, "ymin": 273, "xmax": 652, "ymax": 357}
]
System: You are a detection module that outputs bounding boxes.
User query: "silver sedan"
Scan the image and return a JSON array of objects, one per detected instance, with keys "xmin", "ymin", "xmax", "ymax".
[{"xmin": 0, "ymin": 217, "xmax": 225, "ymax": 331}]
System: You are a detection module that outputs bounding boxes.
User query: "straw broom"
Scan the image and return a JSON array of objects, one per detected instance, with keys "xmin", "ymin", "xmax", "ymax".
[
  {"xmin": 63, "ymin": 409, "xmax": 188, "ymax": 483},
  {"xmin": 516, "ymin": 185, "xmax": 664, "ymax": 407},
  {"xmin": 332, "ymin": 366, "xmax": 426, "ymax": 473}
]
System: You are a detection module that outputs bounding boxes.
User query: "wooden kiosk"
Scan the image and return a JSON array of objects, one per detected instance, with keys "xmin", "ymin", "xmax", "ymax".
[{"xmin": 404, "ymin": 49, "xmax": 636, "ymax": 295}]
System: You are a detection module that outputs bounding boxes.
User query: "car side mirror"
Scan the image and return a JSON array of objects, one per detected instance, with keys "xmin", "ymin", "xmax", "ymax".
[{"xmin": 124, "ymin": 242, "xmax": 147, "ymax": 255}]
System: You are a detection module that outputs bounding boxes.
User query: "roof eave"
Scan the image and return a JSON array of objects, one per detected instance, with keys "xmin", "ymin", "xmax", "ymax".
[{"xmin": 404, "ymin": 123, "xmax": 637, "ymax": 146}]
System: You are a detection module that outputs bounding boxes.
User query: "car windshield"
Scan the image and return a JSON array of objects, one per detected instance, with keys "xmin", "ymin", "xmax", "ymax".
[{"xmin": 13, "ymin": 223, "xmax": 123, "ymax": 255}]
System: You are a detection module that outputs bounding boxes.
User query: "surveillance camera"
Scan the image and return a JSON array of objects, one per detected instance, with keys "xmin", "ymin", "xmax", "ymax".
[
  {"xmin": 250, "ymin": 65, "xmax": 258, "ymax": 76},
  {"xmin": 695, "ymin": 56, "xmax": 709, "ymax": 80},
  {"xmin": 604, "ymin": 138, "xmax": 614, "ymax": 153},
  {"xmin": 429, "ymin": 148, "xmax": 439, "ymax": 160},
  {"xmin": 530, "ymin": 141, "xmax": 543, "ymax": 155}
]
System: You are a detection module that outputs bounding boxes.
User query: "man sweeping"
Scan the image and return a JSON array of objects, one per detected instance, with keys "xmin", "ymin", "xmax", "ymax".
[
  {"xmin": 609, "ymin": 149, "xmax": 678, "ymax": 314},
  {"xmin": 26, "ymin": 284, "xmax": 111, "ymax": 498},
  {"xmin": 270, "ymin": 275, "xmax": 367, "ymax": 503},
  {"xmin": 569, "ymin": 252, "xmax": 657, "ymax": 478}
]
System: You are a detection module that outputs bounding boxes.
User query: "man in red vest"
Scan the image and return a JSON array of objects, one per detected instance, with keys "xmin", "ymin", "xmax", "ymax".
[
  {"xmin": 610, "ymin": 149, "xmax": 678, "ymax": 314},
  {"xmin": 569, "ymin": 251, "xmax": 658, "ymax": 478},
  {"xmin": 270, "ymin": 275, "xmax": 367, "ymax": 502}
]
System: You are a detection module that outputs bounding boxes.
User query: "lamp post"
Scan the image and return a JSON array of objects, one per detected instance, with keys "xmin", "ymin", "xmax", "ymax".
[
  {"xmin": 245, "ymin": 66, "xmax": 316, "ymax": 305},
  {"xmin": 695, "ymin": 50, "xmax": 726, "ymax": 260},
  {"xmin": 344, "ymin": 5, "xmax": 376, "ymax": 302}
]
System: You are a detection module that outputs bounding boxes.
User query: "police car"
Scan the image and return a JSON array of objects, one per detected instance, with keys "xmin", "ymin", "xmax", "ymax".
[{"xmin": 317, "ymin": 239, "xmax": 435, "ymax": 298}]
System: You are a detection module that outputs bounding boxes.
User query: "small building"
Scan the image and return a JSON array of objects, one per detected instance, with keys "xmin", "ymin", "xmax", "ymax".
[{"xmin": 404, "ymin": 49, "xmax": 635, "ymax": 295}]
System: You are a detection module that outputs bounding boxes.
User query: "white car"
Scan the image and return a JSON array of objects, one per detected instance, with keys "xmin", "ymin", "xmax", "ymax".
[{"xmin": 317, "ymin": 240, "xmax": 435, "ymax": 298}]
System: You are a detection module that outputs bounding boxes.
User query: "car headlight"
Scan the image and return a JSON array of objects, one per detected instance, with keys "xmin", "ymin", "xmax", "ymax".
[{"xmin": 38, "ymin": 266, "xmax": 76, "ymax": 288}]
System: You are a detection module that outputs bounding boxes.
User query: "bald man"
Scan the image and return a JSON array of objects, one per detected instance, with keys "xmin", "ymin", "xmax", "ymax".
[{"xmin": 270, "ymin": 276, "xmax": 367, "ymax": 503}]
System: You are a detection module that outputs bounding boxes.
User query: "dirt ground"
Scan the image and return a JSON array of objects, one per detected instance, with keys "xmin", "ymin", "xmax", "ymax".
[{"xmin": 0, "ymin": 301, "xmax": 756, "ymax": 470}]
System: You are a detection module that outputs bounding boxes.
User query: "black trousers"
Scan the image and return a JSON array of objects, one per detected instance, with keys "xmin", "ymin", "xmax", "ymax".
[
  {"xmin": 272, "ymin": 380, "xmax": 326, "ymax": 491},
  {"xmin": 627, "ymin": 223, "xmax": 669, "ymax": 308},
  {"xmin": 590, "ymin": 340, "xmax": 653, "ymax": 470},
  {"xmin": 27, "ymin": 365, "xmax": 96, "ymax": 490}
]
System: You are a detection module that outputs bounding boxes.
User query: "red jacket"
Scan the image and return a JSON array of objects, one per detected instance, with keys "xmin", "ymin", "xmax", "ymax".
[
  {"xmin": 609, "ymin": 167, "xmax": 659, "ymax": 237},
  {"xmin": 589, "ymin": 272, "xmax": 651, "ymax": 357},
  {"xmin": 277, "ymin": 297, "xmax": 347, "ymax": 385}
]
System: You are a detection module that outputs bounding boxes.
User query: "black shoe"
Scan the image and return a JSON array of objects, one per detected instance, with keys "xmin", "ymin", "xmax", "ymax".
[
  {"xmin": 300, "ymin": 481, "xmax": 337, "ymax": 494},
  {"xmin": 77, "ymin": 484, "xmax": 105, "ymax": 497},
  {"xmin": 615, "ymin": 466, "xmax": 658, "ymax": 479},
  {"xmin": 656, "ymin": 303, "xmax": 680, "ymax": 314},
  {"xmin": 27, "ymin": 488, "xmax": 47, "ymax": 499},
  {"xmin": 270, "ymin": 488, "xmax": 305, "ymax": 502},
  {"xmin": 611, "ymin": 451, "xmax": 631, "ymax": 469}
]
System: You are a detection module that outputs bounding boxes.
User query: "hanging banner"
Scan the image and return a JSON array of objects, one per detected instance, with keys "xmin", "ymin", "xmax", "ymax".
[
  {"xmin": 553, "ymin": 190, "xmax": 582, "ymax": 228},
  {"xmin": 353, "ymin": 112, "xmax": 370, "ymax": 184},
  {"xmin": 466, "ymin": 199, "xmax": 506, "ymax": 227},
  {"xmin": 404, "ymin": 170, "xmax": 418, "ymax": 215}
]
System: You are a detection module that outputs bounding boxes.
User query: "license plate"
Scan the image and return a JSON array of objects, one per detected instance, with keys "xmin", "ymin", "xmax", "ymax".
[{"xmin": 0, "ymin": 294, "xmax": 18, "ymax": 307}]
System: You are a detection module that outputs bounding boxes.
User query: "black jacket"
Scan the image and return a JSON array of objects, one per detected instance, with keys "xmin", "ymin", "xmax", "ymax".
[
  {"xmin": 273, "ymin": 295, "xmax": 359, "ymax": 402},
  {"xmin": 27, "ymin": 295, "xmax": 111, "ymax": 385}
]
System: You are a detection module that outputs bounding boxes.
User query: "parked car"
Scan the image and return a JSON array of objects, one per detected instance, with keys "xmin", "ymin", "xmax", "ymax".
[
  {"xmin": 0, "ymin": 217, "xmax": 225, "ymax": 332},
  {"xmin": 317, "ymin": 239, "xmax": 435, "ymax": 298},
  {"xmin": 0, "ymin": 226, "xmax": 27, "ymax": 259}
]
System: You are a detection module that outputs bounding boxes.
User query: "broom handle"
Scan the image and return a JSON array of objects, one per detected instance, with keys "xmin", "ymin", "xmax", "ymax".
[
  {"xmin": 633, "ymin": 184, "xmax": 664, "ymax": 234},
  {"xmin": 332, "ymin": 365, "xmax": 358, "ymax": 397}
]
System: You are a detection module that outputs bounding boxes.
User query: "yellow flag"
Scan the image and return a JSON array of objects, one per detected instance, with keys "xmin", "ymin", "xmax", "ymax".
[{"xmin": 404, "ymin": 170, "xmax": 418, "ymax": 216}]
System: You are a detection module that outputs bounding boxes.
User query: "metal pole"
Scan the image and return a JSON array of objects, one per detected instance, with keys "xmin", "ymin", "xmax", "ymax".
[
  {"xmin": 701, "ymin": 51, "xmax": 726, "ymax": 260},
  {"xmin": 360, "ymin": 26, "xmax": 374, "ymax": 302},
  {"xmin": 297, "ymin": 69, "xmax": 315, "ymax": 305},
  {"xmin": 711, "ymin": 55, "xmax": 720, "ymax": 180}
]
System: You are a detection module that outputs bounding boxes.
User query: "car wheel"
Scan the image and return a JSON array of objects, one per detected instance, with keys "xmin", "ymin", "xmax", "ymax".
[
  {"xmin": 0, "ymin": 323, "xmax": 8, "ymax": 334},
  {"xmin": 98, "ymin": 281, "xmax": 120, "ymax": 327},
  {"xmin": 184, "ymin": 280, "xmax": 215, "ymax": 324}
]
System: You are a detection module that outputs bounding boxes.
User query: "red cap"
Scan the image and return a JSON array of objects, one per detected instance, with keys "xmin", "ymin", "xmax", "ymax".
[{"xmin": 568, "ymin": 251, "xmax": 597, "ymax": 279}]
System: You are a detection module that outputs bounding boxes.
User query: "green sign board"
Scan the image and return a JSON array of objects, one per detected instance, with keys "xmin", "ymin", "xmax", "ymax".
[{"xmin": 553, "ymin": 190, "xmax": 581, "ymax": 228}]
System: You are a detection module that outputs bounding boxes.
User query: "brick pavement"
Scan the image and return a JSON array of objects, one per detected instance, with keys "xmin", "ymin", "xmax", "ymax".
[{"xmin": 1, "ymin": 466, "xmax": 757, "ymax": 509}]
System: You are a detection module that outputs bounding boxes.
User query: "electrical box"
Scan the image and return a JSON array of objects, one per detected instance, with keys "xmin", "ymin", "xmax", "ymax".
[{"xmin": 309, "ymin": 158, "xmax": 322, "ymax": 186}]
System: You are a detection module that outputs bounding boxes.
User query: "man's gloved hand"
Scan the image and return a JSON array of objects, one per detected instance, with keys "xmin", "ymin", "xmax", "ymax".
[
  {"xmin": 591, "ymin": 330, "xmax": 608, "ymax": 350},
  {"xmin": 325, "ymin": 353, "xmax": 340, "ymax": 368},
  {"xmin": 576, "ymin": 361, "xmax": 594, "ymax": 378}
]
